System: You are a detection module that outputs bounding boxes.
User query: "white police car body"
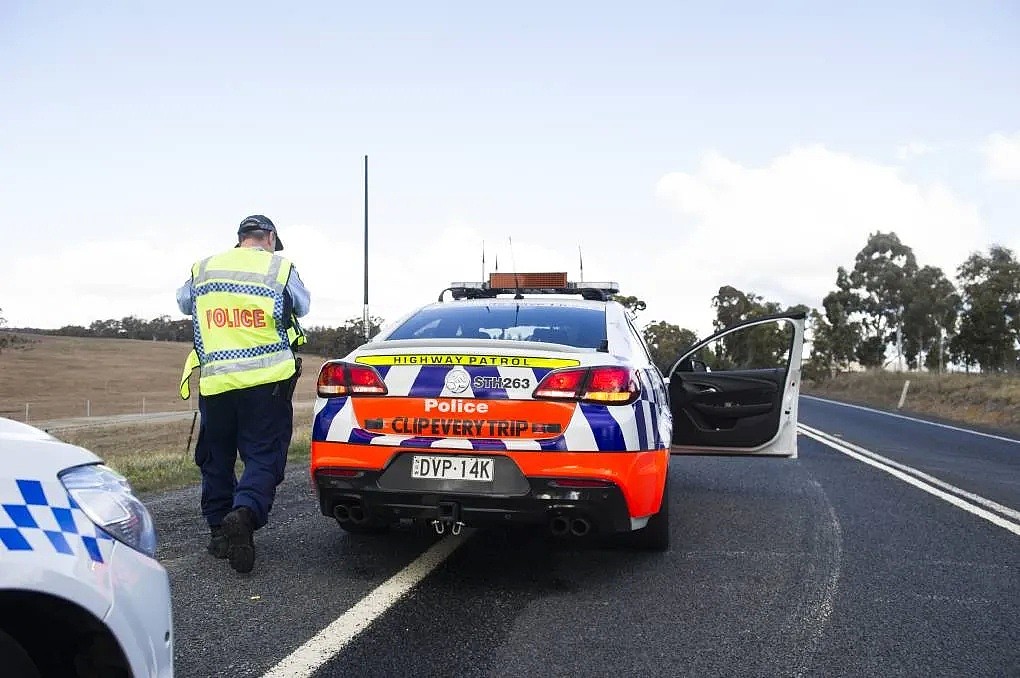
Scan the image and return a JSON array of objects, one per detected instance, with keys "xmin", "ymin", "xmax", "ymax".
[
  {"xmin": 0, "ymin": 417, "xmax": 173, "ymax": 677},
  {"xmin": 311, "ymin": 272, "xmax": 805, "ymax": 549}
]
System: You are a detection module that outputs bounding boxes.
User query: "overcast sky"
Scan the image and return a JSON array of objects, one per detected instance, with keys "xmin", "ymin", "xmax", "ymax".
[{"xmin": 2, "ymin": 2, "xmax": 1018, "ymax": 338}]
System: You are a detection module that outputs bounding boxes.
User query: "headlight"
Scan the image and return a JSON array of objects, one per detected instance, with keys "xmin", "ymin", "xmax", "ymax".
[{"xmin": 60, "ymin": 464, "xmax": 157, "ymax": 558}]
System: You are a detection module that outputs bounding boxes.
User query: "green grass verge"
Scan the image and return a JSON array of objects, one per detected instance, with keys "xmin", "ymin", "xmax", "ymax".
[{"xmin": 57, "ymin": 408, "xmax": 315, "ymax": 495}]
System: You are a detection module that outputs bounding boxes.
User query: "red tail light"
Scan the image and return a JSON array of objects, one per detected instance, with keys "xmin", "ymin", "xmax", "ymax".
[
  {"xmin": 533, "ymin": 366, "xmax": 639, "ymax": 405},
  {"xmin": 317, "ymin": 361, "xmax": 388, "ymax": 397},
  {"xmin": 533, "ymin": 367, "xmax": 587, "ymax": 399}
]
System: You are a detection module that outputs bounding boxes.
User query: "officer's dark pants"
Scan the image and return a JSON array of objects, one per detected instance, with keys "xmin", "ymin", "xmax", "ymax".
[{"xmin": 195, "ymin": 381, "xmax": 293, "ymax": 530}]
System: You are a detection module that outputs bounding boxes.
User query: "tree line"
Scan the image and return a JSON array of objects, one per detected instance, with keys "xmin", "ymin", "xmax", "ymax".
[
  {"xmin": 638, "ymin": 233, "xmax": 1019, "ymax": 377},
  {"xmin": 2, "ymin": 312, "xmax": 385, "ymax": 362},
  {"xmin": 809, "ymin": 234, "xmax": 1018, "ymax": 375},
  {"xmin": 4, "ymin": 232, "xmax": 1017, "ymax": 375}
]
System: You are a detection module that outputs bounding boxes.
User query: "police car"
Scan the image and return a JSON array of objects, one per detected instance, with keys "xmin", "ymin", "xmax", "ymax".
[
  {"xmin": 311, "ymin": 272, "xmax": 804, "ymax": 550},
  {"xmin": 0, "ymin": 418, "xmax": 173, "ymax": 677}
]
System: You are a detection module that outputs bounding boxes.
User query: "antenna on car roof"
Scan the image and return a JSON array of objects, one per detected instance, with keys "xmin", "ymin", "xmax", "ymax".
[{"xmin": 509, "ymin": 236, "xmax": 523, "ymax": 300}]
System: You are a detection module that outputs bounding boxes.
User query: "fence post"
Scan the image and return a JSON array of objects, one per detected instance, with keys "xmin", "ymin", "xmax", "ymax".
[
  {"xmin": 897, "ymin": 380, "xmax": 911, "ymax": 410},
  {"xmin": 142, "ymin": 397, "xmax": 146, "ymax": 415},
  {"xmin": 25, "ymin": 403, "xmax": 29, "ymax": 423}
]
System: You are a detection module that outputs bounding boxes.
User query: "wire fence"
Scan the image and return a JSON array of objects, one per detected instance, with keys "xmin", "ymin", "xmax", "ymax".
[
  {"xmin": 0, "ymin": 395, "xmax": 317, "ymax": 428},
  {"xmin": 0, "ymin": 396, "xmax": 194, "ymax": 425}
]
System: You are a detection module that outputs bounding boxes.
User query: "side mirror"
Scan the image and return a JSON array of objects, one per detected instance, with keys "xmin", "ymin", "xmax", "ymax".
[{"xmin": 676, "ymin": 358, "xmax": 709, "ymax": 373}]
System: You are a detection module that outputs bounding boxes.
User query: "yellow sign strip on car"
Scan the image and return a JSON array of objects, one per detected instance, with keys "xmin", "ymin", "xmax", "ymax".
[{"xmin": 356, "ymin": 354, "xmax": 581, "ymax": 369}]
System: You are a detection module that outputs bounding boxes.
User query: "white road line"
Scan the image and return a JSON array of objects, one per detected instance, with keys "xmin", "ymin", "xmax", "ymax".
[
  {"xmin": 801, "ymin": 395, "xmax": 1020, "ymax": 445},
  {"xmin": 800, "ymin": 423, "xmax": 1020, "ymax": 523},
  {"xmin": 261, "ymin": 533, "xmax": 470, "ymax": 678},
  {"xmin": 798, "ymin": 425, "xmax": 1020, "ymax": 537}
]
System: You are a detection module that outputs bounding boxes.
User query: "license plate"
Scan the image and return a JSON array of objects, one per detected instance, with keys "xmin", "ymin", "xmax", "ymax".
[{"xmin": 411, "ymin": 455, "xmax": 494, "ymax": 482}]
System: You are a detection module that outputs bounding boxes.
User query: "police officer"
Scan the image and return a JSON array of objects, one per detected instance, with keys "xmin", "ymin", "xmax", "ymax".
[{"xmin": 176, "ymin": 215, "xmax": 310, "ymax": 573}]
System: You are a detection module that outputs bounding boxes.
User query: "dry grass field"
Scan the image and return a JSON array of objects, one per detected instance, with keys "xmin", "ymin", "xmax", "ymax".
[
  {"xmin": 0, "ymin": 333, "xmax": 325, "ymax": 422},
  {"xmin": 804, "ymin": 370, "xmax": 1020, "ymax": 434},
  {"xmin": 1, "ymin": 333, "xmax": 329, "ymax": 493}
]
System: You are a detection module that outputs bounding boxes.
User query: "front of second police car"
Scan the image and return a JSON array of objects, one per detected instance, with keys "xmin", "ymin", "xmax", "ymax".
[
  {"xmin": 0, "ymin": 418, "xmax": 173, "ymax": 677},
  {"xmin": 310, "ymin": 273, "xmax": 673, "ymax": 550}
]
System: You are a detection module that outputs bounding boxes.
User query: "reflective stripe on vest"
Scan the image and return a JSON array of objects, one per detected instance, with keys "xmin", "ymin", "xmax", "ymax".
[{"xmin": 179, "ymin": 248, "xmax": 296, "ymax": 398}]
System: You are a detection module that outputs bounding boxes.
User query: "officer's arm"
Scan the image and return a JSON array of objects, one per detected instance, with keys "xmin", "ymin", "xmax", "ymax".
[
  {"xmin": 176, "ymin": 280, "xmax": 194, "ymax": 315},
  {"xmin": 286, "ymin": 266, "xmax": 311, "ymax": 317}
]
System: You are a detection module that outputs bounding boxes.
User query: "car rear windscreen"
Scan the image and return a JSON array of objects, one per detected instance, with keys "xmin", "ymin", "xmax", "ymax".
[{"xmin": 386, "ymin": 304, "xmax": 607, "ymax": 349}]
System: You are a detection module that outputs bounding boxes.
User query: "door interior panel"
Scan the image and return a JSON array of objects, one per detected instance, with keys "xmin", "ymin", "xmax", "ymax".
[{"xmin": 669, "ymin": 369, "xmax": 786, "ymax": 448}]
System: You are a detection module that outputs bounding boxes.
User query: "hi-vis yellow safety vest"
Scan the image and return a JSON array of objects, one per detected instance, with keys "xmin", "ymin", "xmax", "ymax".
[{"xmin": 179, "ymin": 247, "xmax": 306, "ymax": 399}]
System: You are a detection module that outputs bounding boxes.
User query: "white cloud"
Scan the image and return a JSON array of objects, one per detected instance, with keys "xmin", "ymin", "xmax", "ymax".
[
  {"xmin": 4, "ymin": 238, "xmax": 207, "ymax": 329},
  {"xmin": 0, "ymin": 145, "xmax": 992, "ymax": 349},
  {"xmin": 0, "ymin": 222, "xmax": 597, "ymax": 332},
  {"xmin": 894, "ymin": 142, "xmax": 936, "ymax": 161},
  {"xmin": 984, "ymin": 132, "xmax": 1020, "ymax": 183},
  {"xmin": 651, "ymin": 145, "xmax": 985, "ymax": 335}
]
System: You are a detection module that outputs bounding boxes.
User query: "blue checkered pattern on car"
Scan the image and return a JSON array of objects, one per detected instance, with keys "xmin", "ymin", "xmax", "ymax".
[
  {"xmin": 191, "ymin": 281, "xmax": 288, "ymax": 363},
  {"xmin": 0, "ymin": 479, "xmax": 114, "ymax": 564}
]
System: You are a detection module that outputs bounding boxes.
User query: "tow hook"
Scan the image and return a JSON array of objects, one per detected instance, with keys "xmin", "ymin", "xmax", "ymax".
[
  {"xmin": 431, "ymin": 520, "xmax": 465, "ymax": 536},
  {"xmin": 432, "ymin": 501, "xmax": 465, "ymax": 536}
]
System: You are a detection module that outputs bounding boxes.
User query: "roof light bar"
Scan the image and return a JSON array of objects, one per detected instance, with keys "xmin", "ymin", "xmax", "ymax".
[
  {"xmin": 437, "ymin": 272, "xmax": 620, "ymax": 301},
  {"xmin": 573, "ymin": 281, "xmax": 620, "ymax": 293}
]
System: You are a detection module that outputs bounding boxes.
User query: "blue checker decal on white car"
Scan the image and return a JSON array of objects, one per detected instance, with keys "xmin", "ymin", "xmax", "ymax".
[{"xmin": 0, "ymin": 478, "xmax": 115, "ymax": 564}]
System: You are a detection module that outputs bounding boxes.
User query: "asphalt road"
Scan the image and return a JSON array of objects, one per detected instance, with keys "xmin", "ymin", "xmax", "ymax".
[{"xmin": 152, "ymin": 396, "xmax": 1020, "ymax": 678}]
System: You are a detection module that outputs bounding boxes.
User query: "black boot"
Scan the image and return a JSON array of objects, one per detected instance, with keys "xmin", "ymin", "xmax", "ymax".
[
  {"xmin": 221, "ymin": 507, "xmax": 256, "ymax": 574},
  {"xmin": 207, "ymin": 525, "xmax": 228, "ymax": 559}
]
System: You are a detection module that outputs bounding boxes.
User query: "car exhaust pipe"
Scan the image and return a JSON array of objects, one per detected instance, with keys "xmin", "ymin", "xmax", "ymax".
[
  {"xmin": 569, "ymin": 517, "xmax": 591, "ymax": 537},
  {"xmin": 349, "ymin": 505, "xmax": 367, "ymax": 523},
  {"xmin": 333, "ymin": 504, "xmax": 351, "ymax": 522},
  {"xmin": 549, "ymin": 515, "xmax": 570, "ymax": 537}
]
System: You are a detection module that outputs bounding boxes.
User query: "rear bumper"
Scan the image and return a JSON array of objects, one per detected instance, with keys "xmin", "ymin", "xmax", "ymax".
[
  {"xmin": 310, "ymin": 443, "xmax": 669, "ymax": 534},
  {"xmin": 316, "ymin": 471, "xmax": 635, "ymax": 534}
]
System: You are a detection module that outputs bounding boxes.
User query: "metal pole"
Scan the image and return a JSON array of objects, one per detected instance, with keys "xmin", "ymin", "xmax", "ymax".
[
  {"xmin": 86, "ymin": 399, "xmax": 90, "ymax": 417},
  {"xmin": 25, "ymin": 403, "xmax": 29, "ymax": 423},
  {"xmin": 142, "ymin": 397, "xmax": 146, "ymax": 415},
  {"xmin": 362, "ymin": 154, "xmax": 370, "ymax": 341}
]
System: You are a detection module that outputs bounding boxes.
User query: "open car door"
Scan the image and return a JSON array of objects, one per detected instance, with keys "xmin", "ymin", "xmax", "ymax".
[{"xmin": 668, "ymin": 312, "xmax": 805, "ymax": 458}]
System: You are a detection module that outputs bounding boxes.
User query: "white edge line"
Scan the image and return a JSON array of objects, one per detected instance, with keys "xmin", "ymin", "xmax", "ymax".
[
  {"xmin": 798, "ymin": 426, "xmax": 1020, "ymax": 537},
  {"xmin": 262, "ymin": 533, "xmax": 470, "ymax": 678},
  {"xmin": 799, "ymin": 423, "xmax": 1020, "ymax": 523},
  {"xmin": 802, "ymin": 394, "xmax": 1020, "ymax": 445}
]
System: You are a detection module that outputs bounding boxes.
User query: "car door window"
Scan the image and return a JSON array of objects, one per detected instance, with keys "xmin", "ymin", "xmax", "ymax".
[{"xmin": 685, "ymin": 320, "xmax": 794, "ymax": 372}]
